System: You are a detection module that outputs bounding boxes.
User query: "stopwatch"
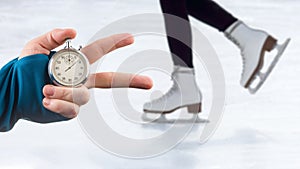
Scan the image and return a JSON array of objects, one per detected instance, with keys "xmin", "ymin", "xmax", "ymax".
[{"xmin": 48, "ymin": 40, "xmax": 89, "ymax": 87}]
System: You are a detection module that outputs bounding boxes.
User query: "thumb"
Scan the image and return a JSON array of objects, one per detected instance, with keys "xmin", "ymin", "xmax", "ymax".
[{"xmin": 20, "ymin": 28, "xmax": 77, "ymax": 58}]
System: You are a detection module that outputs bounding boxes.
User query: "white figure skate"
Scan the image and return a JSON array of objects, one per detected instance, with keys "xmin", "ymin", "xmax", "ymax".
[
  {"xmin": 142, "ymin": 66, "xmax": 204, "ymax": 123},
  {"xmin": 225, "ymin": 21, "xmax": 290, "ymax": 94}
]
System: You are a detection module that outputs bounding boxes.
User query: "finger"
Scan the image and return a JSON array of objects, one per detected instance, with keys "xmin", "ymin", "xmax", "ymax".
[
  {"xmin": 43, "ymin": 85, "xmax": 90, "ymax": 106},
  {"xmin": 20, "ymin": 28, "xmax": 77, "ymax": 58},
  {"xmin": 81, "ymin": 33, "xmax": 134, "ymax": 64},
  {"xmin": 84, "ymin": 72, "xmax": 153, "ymax": 89},
  {"xmin": 43, "ymin": 98, "xmax": 80, "ymax": 119}
]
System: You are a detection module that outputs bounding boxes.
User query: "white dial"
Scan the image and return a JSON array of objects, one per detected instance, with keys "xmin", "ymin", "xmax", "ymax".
[{"xmin": 48, "ymin": 48, "xmax": 89, "ymax": 87}]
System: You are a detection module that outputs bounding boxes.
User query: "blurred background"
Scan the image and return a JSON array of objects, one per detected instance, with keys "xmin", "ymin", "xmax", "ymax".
[{"xmin": 0, "ymin": 0, "xmax": 299, "ymax": 168}]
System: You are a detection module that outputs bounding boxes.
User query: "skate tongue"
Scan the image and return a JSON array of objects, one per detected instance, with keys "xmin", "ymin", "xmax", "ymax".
[{"xmin": 173, "ymin": 66, "xmax": 195, "ymax": 74}]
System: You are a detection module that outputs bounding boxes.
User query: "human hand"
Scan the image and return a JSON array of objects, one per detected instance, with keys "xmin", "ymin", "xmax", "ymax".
[{"xmin": 19, "ymin": 28, "xmax": 153, "ymax": 119}]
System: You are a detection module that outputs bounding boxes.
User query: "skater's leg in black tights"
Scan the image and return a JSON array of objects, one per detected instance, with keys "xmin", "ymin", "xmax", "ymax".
[
  {"xmin": 160, "ymin": 0, "xmax": 194, "ymax": 68},
  {"xmin": 159, "ymin": 0, "xmax": 238, "ymax": 68},
  {"xmin": 186, "ymin": 0, "xmax": 238, "ymax": 32}
]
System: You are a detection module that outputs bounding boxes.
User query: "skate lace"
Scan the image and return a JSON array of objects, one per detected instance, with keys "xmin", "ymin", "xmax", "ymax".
[
  {"xmin": 226, "ymin": 34, "xmax": 246, "ymax": 77},
  {"xmin": 150, "ymin": 78, "xmax": 178, "ymax": 104}
]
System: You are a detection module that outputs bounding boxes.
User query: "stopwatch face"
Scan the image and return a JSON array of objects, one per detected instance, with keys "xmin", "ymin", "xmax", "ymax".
[{"xmin": 49, "ymin": 49, "xmax": 89, "ymax": 87}]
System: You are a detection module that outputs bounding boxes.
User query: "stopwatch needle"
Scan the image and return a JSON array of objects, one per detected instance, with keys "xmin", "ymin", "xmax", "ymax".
[{"xmin": 65, "ymin": 59, "xmax": 79, "ymax": 72}]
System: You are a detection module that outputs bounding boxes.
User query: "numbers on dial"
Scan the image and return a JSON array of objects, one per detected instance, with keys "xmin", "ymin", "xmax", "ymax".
[
  {"xmin": 52, "ymin": 50, "xmax": 87, "ymax": 86},
  {"xmin": 64, "ymin": 54, "xmax": 77, "ymax": 65}
]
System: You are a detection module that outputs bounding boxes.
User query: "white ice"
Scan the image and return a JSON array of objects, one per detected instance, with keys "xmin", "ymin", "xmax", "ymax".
[{"xmin": 0, "ymin": 0, "xmax": 299, "ymax": 169}]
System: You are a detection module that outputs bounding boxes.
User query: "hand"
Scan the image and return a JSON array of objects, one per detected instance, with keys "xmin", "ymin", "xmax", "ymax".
[{"xmin": 19, "ymin": 28, "xmax": 153, "ymax": 119}]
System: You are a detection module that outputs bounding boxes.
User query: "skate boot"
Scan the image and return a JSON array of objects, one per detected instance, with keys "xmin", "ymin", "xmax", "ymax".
[
  {"xmin": 143, "ymin": 66, "xmax": 202, "ymax": 123},
  {"xmin": 225, "ymin": 21, "xmax": 290, "ymax": 94}
]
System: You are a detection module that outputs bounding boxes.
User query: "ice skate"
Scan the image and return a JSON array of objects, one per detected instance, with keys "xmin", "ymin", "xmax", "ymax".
[
  {"xmin": 225, "ymin": 21, "xmax": 291, "ymax": 94},
  {"xmin": 142, "ymin": 66, "xmax": 204, "ymax": 123}
]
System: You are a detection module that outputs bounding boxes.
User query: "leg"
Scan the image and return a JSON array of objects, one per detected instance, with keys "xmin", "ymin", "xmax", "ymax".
[
  {"xmin": 186, "ymin": 0, "xmax": 238, "ymax": 32},
  {"xmin": 186, "ymin": 0, "xmax": 290, "ymax": 94},
  {"xmin": 160, "ymin": 0, "xmax": 193, "ymax": 68},
  {"xmin": 143, "ymin": 0, "xmax": 203, "ymax": 118}
]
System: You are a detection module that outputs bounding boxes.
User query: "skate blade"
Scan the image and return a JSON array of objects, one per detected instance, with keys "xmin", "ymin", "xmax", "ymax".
[
  {"xmin": 248, "ymin": 38, "xmax": 291, "ymax": 94},
  {"xmin": 141, "ymin": 114, "xmax": 209, "ymax": 124}
]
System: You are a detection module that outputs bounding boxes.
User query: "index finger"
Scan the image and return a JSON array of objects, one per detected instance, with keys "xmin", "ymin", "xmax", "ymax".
[
  {"xmin": 81, "ymin": 33, "xmax": 134, "ymax": 64},
  {"xmin": 84, "ymin": 72, "xmax": 153, "ymax": 89}
]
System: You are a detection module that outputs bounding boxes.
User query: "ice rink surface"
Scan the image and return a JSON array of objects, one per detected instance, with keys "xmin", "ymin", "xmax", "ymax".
[{"xmin": 0, "ymin": 0, "xmax": 299, "ymax": 168}]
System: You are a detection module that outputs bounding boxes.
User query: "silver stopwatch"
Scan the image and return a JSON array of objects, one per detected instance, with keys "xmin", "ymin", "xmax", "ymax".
[{"xmin": 48, "ymin": 40, "xmax": 89, "ymax": 87}]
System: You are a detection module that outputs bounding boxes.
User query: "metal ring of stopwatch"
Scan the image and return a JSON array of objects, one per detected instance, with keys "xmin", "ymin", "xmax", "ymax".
[{"xmin": 48, "ymin": 42, "xmax": 90, "ymax": 87}]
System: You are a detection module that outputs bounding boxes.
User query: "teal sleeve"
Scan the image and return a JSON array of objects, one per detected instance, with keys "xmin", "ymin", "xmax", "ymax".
[{"xmin": 0, "ymin": 53, "xmax": 69, "ymax": 132}]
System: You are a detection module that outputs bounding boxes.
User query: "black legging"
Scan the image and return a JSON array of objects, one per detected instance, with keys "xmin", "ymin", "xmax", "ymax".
[{"xmin": 160, "ymin": 0, "xmax": 238, "ymax": 68}]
